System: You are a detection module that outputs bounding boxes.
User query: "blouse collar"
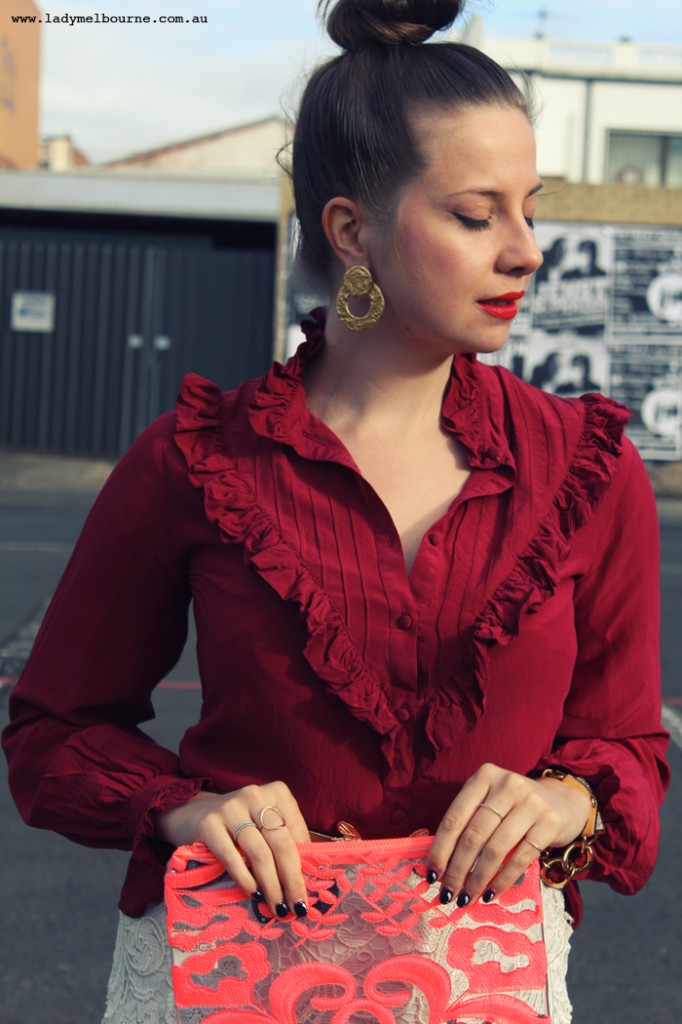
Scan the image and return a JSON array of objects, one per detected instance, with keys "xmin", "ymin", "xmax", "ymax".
[{"xmin": 248, "ymin": 307, "xmax": 515, "ymax": 474}]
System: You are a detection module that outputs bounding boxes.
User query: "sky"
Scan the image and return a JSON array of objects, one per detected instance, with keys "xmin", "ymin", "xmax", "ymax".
[{"xmin": 17, "ymin": 0, "xmax": 682, "ymax": 163}]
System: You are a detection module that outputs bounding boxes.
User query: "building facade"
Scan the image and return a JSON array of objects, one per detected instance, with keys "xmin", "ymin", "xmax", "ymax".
[
  {"xmin": 0, "ymin": 173, "xmax": 279, "ymax": 456},
  {"xmin": 460, "ymin": 19, "xmax": 682, "ymax": 188},
  {"xmin": 104, "ymin": 117, "xmax": 291, "ymax": 179},
  {"xmin": 0, "ymin": 0, "xmax": 40, "ymax": 169}
]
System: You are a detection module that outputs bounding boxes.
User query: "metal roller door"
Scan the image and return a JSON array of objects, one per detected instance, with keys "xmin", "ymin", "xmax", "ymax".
[{"xmin": 0, "ymin": 218, "xmax": 276, "ymax": 456}]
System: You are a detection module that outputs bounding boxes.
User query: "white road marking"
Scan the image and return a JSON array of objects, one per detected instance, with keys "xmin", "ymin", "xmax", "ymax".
[
  {"xmin": 0, "ymin": 542, "xmax": 72, "ymax": 552},
  {"xmin": 661, "ymin": 705, "xmax": 682, "ymax": 752}
]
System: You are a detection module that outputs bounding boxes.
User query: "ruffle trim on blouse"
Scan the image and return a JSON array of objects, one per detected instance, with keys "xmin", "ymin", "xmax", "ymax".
[
  {"xmin": 246, "ymin": 311, "xmax": 324, "ymax": 446},
  {"xmin": 425, "ymin": 392, "xmax": 631, "ymax": 753},
  {"xmin": 440, "ymin": 351, "xmax": 485, "ymax": 463},
  {"xmin": 174, "ymin": 373, "xmax": 401, "ymax": 762},
  {"xmin": 175, "ymin": 367, "xmax": 629, "ymax": 760}
]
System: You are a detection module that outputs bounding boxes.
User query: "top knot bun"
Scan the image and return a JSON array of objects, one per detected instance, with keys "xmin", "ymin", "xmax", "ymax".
[{"xmin": 320, "ymin": 0, "xmax": 464, "ymax": 51}]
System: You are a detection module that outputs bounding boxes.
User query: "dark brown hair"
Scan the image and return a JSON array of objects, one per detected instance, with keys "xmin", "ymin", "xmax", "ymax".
[{"xmin": 292, "ymin": 0, "xmax": 530, "ymax": 281}]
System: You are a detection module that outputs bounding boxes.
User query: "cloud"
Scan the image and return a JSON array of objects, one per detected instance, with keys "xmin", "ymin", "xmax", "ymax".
[
  {"xmin": 37, "ymin": 0, "xmax": 682, "ymax": 162},
  {"xmin": 38, "ymin": 0, "xmax": 330, "ymax": 160}
]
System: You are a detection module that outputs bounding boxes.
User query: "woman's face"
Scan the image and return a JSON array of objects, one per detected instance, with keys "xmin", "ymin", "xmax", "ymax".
[{"xmin": 366, "ymin": 104, "xmax": 543, "ymax": 359}]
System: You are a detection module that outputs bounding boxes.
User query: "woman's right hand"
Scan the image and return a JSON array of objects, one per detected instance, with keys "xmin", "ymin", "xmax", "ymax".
[{"xmin": 153, "ymin": 781, "xmax": 311, "ymax": 918}]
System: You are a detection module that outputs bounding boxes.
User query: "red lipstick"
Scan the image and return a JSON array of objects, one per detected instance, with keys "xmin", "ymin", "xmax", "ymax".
[{"xmin": 477, "ymin": 291, "xmax": 525, "ymax": 320}]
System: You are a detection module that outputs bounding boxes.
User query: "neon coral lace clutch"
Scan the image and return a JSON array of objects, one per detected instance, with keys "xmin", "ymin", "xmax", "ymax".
[{"xmin": 165, "ymin": 836, "xmax": 552, "ymax": 1024}]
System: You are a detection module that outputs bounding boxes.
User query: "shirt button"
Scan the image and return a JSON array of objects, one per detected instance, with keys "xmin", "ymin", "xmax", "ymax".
[
  {"xmin": 396, "ymin": 707, "xmax": 411, "ymax": 723},
  {"xmin": 396, "ymin": 613, "xmax": 413, "ymax": 630},
  {"xmin": 391, "ymin": 808, "xmax": 408, "ymax": 826}
]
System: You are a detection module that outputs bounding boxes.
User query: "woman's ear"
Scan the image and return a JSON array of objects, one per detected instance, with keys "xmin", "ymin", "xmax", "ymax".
[{"xmin": 321, "ymin": 197, "xmax": 368, "ymax": 269}]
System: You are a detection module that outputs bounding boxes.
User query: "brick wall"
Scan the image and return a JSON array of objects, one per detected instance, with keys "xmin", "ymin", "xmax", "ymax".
[
  {"xmin": 537, "ymin": 178, "xmax": 682, "ymax": 226},
  {"xmin": 0, "ymin": 0, "xmax": 41, "ymax": 169}
]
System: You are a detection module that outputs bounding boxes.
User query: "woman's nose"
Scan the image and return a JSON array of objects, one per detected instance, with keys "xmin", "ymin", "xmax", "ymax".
[{"xmin": 498, "ymin": 220, "xmax": 543, "ymax": 277}]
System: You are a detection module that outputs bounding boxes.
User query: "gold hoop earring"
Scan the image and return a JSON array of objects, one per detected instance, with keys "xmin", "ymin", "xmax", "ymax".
[{"xmin": 335, "ymin": 265, "xmax": 385, "ymax": 331}]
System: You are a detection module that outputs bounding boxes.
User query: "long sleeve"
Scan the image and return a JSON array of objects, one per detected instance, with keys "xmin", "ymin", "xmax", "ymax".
[
  {"xmin": 537, "ymin": 438, "xmax": 669, "ymax": 904},
  {"xmin": 2, "ymin": 414, "xmax": 212, "ymax": 908}
]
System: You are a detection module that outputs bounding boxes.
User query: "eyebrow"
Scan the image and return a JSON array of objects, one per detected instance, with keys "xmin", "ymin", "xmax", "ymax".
[{"xmin": 447, "ymin": 182, "xmax": 544, "ymax": 200}]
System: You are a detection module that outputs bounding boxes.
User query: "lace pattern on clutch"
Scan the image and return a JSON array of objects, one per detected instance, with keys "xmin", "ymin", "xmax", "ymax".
[{"xmin": 164, "ymin": 837, "xmax": 557, "ymax": 1024}]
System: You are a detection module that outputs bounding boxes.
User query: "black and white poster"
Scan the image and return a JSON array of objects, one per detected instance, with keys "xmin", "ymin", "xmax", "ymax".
[
  {"xmin": 609, "ymin": 227, "xmax": 682, "ymax": 458},
  {"xmin": 613, "ymin": 230, "xmax": 682, "ymax": 337},
  {"xmin": 608, "ymin": 342, "xmax": 682, "ymax": 459},
  {"xmin": 501, "ymin": 224, "xmax": 612, "ymax": 398},
  {"xmin": 502, "ymin": 222, "xmax": 682, "ymax": 460},
  {"xmin": 517, "ymin": 334, "xmax": 609, "ymax": 398},
  {"xmin": 530, "ymin": 224, "xmax": 610, "ymax": 336}
]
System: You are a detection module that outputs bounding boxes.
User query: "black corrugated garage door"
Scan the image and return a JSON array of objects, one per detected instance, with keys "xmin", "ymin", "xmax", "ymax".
[{"xmin": 0, "ymin": 214, "xmax": 276, "ymax": 456}]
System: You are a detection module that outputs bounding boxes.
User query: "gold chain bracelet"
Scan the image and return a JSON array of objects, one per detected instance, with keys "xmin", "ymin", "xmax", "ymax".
[{"xmin": 537, "ymin": 767, "xmax": 604, "ymax": 889}]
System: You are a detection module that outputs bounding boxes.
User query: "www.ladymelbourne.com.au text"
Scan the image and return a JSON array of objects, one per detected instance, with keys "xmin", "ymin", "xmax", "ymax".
[{"xmin": 9, "ymin": 12, "xmax": 208, "ymax": 25}]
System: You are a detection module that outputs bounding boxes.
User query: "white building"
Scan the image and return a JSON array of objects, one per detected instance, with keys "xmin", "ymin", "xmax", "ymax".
[
  {"xmin": 103, "ymin": 116, "xmax": 290, "ymax": 180},
  {"xmin": 460, "ymin": 18, "xmax": 682, "ymax": 188}
]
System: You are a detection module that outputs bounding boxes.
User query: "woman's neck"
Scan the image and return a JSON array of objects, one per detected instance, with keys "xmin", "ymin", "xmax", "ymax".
[{"xmin": 304, "ymin": 310, "xmax": 457, "ymax": 438}]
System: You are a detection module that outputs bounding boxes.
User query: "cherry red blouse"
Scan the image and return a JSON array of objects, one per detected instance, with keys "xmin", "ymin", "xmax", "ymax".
[{"xmin": 3, "ymin": 310, "xmax": 669, "ymax": 924}]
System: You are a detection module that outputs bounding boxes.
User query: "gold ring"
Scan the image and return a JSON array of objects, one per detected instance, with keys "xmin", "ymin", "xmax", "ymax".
[
  {"xmin": 523, "ymin": 837, "xmax": 544, "ymax": 854},
  {"xmin": 479, "ymin": 803, "xmax": 504, "ymax": 820},
  {"xmin": 259, "ymin": 805, "xmax": 287, "ymax": 831}
]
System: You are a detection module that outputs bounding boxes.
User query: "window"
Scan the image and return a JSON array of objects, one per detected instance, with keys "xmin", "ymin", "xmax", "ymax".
[{"xmin": 606, "ymin": 131, "xmax": 682, "ymax": 187}]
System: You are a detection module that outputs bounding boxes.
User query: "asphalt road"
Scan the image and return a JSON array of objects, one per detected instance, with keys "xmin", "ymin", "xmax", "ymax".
[{"xmin": 1, "ymin": 474, "xmax": 680, "ymax": 1024}]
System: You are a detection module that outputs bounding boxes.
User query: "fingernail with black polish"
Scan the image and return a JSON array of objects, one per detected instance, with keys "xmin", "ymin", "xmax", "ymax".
[
  {"xmin": 275, "ymin": 902, "xmax": 289, "ymax": 918},
  {"xmin": 426, "ymin": 869, "xmax": 438, "ymax": 885},
  {"xmin": 294, "ymin": 900, "xmax": 308, "ymax": 918},
  {"xmin": 482, "ymin": 889, "xmax": 496, "ymax": 904},
  {"xmin": 439, "ymin": 887, "xmax": 454, "ymax": 905},
  {"xmin": 251, "ymin": 890, "xmax": 264, "ymax": 902},
  {"xmin": 456, "ymin": 891, "xmax": 471, "ymax": 908}
]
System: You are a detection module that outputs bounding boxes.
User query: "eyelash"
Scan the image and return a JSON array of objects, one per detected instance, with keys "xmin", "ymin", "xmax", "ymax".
[
  {"xmin": 454, "ymin": 213, "xmax": 490, "ymax": 231},
  {"xmin": 453, "ymin": 213, "xmax": 536, "ymax": 231}
]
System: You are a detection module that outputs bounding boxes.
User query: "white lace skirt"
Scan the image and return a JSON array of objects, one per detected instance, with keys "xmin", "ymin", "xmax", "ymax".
[{"xmin": 102, "ymin": 883, "xmax": 573, "ymax": 1024}]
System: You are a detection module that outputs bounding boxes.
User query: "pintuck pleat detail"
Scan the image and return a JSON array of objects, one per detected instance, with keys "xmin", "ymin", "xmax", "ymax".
[
  {"xmin": 425, "ymin": 392, "xmax": 631, "ymax": 753},
  {"xmin": 174, "ymin": 372, "xmax": 400, "ymax": 764},
  {"xmin": 174, "ymin": 344, "xmax": 630, "ymax": 762}
]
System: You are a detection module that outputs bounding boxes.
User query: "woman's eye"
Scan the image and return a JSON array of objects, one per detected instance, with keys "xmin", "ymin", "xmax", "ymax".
[
  {"xmin": 453, "ymin": 213, "xmax": 491, "ymax": 231},
  {"xmin": 525, "ymin": 215, "xmax": 535, "ymax": 229}
]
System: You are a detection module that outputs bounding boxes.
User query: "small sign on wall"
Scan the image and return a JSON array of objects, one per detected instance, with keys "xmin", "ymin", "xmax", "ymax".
[{"xmin": 11, "ymin": 292, "xmax": 56, "ymax": 333}]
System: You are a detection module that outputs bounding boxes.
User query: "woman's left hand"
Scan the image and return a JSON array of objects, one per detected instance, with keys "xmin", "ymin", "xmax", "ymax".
[{"xmin": 426, "ymin": 762, "xmax": 593, "ymax": 906}]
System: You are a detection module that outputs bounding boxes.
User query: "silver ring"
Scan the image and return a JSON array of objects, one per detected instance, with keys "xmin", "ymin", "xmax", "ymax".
[
  {"xmin": 523, "ymin": 837, "xmax": 544, "ymax": 854},
  {"xmin": 259, "ymin": 805, "xmax": 287, "ymax": 831},
  {"xmin": 479, "ymin": 803, "xmax": 504, "ymax": 820},
  {"xmin": 232, "ymin": 820, "xmax": 259, "ymax": 844}
]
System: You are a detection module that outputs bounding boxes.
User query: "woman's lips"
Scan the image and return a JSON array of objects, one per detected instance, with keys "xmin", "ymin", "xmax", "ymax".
[{"xmin": 477, "ymin": 291, "xmax": 525, "ymax": 320}]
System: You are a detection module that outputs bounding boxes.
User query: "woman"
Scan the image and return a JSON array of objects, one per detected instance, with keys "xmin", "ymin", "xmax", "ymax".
[{"xmin": 2, "ymin": 2, "xmax": 669, "ymax": 1021}]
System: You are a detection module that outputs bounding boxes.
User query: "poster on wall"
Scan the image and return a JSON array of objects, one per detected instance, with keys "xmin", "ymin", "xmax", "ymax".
[
  {"xmin": 498, "ymin": 222, "xmax": 613, "ymax": 393},
  {"xmin": 519, "ymin": 334, "xmax": 609, "ymax": 397},
  {"xmin": 607, "ymin": 342, "xmax": 682, "ymax": 460},
  {"xmin": 491, "ymin": 331, "xmax": 610, "ymax": 397},
  {"xmin": 505, "ymin": 221, "xmax": 682, "ymax": 460},
  {"xmin": 529, "ymin": 223, "xmax": 612, "ymax": 336},
  {"xmin": 612, "ymin": 229, "xmax": 682, "ymax": 337}
]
